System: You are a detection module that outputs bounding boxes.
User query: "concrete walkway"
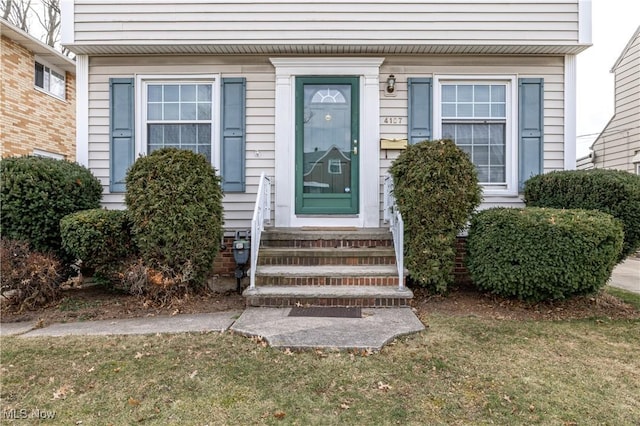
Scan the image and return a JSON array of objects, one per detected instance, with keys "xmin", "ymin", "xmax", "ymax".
[
  {"xmin": 0, "ymin": 307, "xmax": 425, "ymax": 352},
  {"xmin": 1, "ymin": 259, "xmax": 634, "ymax": 347},
  {"xmin": 609, "ymin": 257, "xmax": 640, "ymax": 294},
  {"xmin": 19, "ymin": 311, "xmax": 242, "ymax": 338}
]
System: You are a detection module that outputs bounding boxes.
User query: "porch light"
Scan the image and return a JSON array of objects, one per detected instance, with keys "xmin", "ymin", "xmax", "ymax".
[{"xmin": 386, "ymin": 75, "xmax": 396, "ymax": 94}]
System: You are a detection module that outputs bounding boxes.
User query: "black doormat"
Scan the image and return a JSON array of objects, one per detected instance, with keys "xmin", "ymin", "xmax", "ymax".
[{"xmin": 288, "ymin": 306, "xmax": 362, "ymax": 318}]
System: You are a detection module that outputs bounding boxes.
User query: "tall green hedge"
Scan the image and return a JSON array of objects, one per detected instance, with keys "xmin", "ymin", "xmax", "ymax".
[
  {"xmin": 466, "ymin": 207, "xmax": 623, "ymax": 302},
  {"xmin": 125, "ymin": 148, "xmax": 224, "ymax": 286},
  {"xmin": 524, "ymin": 169, "xmax": 640, "ymax": 261},
  {"xmin": 0, "ymin": 156, "xmax": 102, "ymax": 259},
  {"xmin": 390, "ymin": 139, "xmax": 482, "ymax": 293}
]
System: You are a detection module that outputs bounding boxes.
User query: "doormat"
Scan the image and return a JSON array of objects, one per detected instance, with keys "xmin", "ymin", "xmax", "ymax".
[{"xmin": 288, "ymin": 306, "xmax": 362, "ymax": 318}]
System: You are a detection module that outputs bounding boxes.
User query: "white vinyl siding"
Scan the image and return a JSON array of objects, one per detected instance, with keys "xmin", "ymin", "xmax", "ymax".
[
  {"xmin": 591, "ymin": 29, "xmax": 640, "ymax": 173},
  {"xmin": 86, "ymin": 54, "xmax": 566, "ymax": 229},
  {"xmin": 378, "ymin": 55, "xmax": 566, "ymax": 219},
  {"xmin": 68, "ymin": 1, "xmax": 585, "ymax": 55},
  {"xmin": 87, "ymin": 56, "xmax": 275, "ymax": 230}
]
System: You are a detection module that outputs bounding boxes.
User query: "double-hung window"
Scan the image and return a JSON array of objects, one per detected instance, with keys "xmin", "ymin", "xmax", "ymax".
[
  {"xmin": 34, "ymin": 59, "xmax": 65, "ymax": 99},
  {"xmin": 435, "ymin": 76, "xmax": 517, "ymax": 195},
  {"xmin": 141, "ymin": 79, "xmax": 215, "ymax": 164}
]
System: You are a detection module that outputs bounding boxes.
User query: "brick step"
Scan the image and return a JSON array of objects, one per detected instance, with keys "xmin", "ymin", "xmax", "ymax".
[
  {"xmin": 261, "ymin": 227, "xmax": 393, "ymax": 248},
  {"xmin": 254, "ymin": 265, "xmax": 402, "ymax": 286},
  {"xmin": 258, "ymin": 247, "xmax": 396, "ymax": 266},
  {"xmin": 243, "ymin": 285, "xmax": 413, "ymax": 308}
]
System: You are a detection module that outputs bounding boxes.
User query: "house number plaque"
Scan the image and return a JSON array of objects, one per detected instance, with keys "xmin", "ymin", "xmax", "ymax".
[{"xmin": 382, "ymin": 117, "xmax": 403, "ymax": 124}]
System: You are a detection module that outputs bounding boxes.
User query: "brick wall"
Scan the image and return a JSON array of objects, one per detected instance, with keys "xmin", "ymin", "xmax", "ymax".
[
  {"xmin": 454, "ymin": 237, "xmax": 471, "ymax": 284},
  {"xmin": 215, "ymin": 236, "xmax": 473, "ymax": 281},
  {"xmin": 0, "ymin": 35, "xmax": 76, "ymax": 160},
  {"xmin": 213, "ymin": 236, "xmax": 243, "ymax": 277}
]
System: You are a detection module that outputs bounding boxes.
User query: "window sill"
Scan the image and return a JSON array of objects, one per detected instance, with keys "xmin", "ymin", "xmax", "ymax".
[{"xmin": 34, "ymin": 86, "xmax": 66, "ymax": 102}]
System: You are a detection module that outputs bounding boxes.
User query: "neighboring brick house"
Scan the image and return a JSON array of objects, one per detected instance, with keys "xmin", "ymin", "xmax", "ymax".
[{"xmin": 1, "ymin": 18, "xmax": 76, "ymax": 160}]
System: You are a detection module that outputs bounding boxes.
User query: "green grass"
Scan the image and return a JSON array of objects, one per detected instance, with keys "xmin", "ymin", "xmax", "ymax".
[
  {"xmin": 606, "ymin": 286, "xmax": 640, "ymax": 310},
  {"xmin": 2, "ymin": 315, "xmax": 639, "ymax": 425}
]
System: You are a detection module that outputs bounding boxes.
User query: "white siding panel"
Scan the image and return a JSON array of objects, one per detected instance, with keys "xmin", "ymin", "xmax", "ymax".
[
  {"xmin": 88, "ymin": 56, "xmax": 276, "ymax": 221},
  {"xmin": 591, "ymin": 29, "xmax": 639, "ymax": 173},
  {"xmin": 378, "ymin": 55, "xmax": 565, "ymax": 218},
  {"xmin": 70, "ymin": 1, "xmax": 582, "ymax": 54},
  {"xmin": 88, "ymin": 54, "xmax": 566, "ymax": 227}
]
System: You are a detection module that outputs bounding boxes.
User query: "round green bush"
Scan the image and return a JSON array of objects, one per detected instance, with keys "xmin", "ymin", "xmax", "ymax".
[
  {"xmin": 466, "ymin": 207, "xmax": 623, "ymax": 302},
  {"xmin": 0, "ymin": 156, "xmax": 102, "ymax": 258},
  {"xmin": 125, "ymin": 148, "xmax": 224, "ymax": 286},
  {"xmin": 389, "ymin": 139, "xmax": 482, "ymax": 293},
  {"xmin": 524, "ymin": 169, "xmax": 640, "ymax": 261},
  {"xmin": 60, "ymin": 208, "xmax": 135, "ymax": 278}
]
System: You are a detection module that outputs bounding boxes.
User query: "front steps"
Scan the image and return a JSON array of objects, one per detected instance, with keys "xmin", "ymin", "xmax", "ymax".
[{"xmin": 244, "ymin": 228, "xmax": 412, "ymax": 307}]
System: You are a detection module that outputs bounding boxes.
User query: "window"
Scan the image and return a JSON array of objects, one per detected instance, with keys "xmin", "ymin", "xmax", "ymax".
[
  {"xmin": 34, "ymin": 60, "xmax": 65, "ymax": 99},
  {"xmin": 435, "ymin": 77, "xmax": 517, "ymax": 195},
  {"xmin": 143, "ymin": 81, "xmax": 214, "ymax": 163},
  {"xmin": 328, "ymin": 158, "xmax": 342, "ymax": 174}
]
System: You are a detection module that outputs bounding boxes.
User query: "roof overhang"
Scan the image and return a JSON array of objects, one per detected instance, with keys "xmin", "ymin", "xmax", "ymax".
[
  {"xmin": 1, "ymin": 19, "xmax": 76, "ymax": 74},
  {"xmin": 64, "ymin": 42, "xmax": 592, "ymax": 57}
]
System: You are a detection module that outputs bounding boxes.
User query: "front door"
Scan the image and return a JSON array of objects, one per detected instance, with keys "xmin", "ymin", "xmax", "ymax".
[{"xmin": 295, "ymin": 77, "xmax": 360, "ymax": 215}]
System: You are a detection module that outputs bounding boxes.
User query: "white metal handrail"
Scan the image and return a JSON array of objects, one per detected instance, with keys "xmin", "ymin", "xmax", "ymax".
[
  {"xmin": 384, "ymin": 174, "xmax": 405, "ymax": 291},
  {"xmin": 250, "ymin": 172, "xmax": 271, "ymax": 290}
]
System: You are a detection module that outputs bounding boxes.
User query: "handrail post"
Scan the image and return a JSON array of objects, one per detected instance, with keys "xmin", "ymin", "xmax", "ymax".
[
  {"xmin": 384, "ymin": 174, "xmax": 405, "ymax": 291},
  {"xmin": 249, "ymin": 172, "xmax": 270, "ymax": 291}
]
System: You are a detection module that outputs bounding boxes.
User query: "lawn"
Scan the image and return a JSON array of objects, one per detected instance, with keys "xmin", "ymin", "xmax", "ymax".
[{"xmin": 2, "ymin": 313, "xmax": 639, "ymax": 425}]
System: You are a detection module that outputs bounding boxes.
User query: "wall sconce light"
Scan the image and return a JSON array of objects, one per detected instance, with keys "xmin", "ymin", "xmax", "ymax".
[{"xmin": 386, "ymin": 75, "xmax": 396, "ymax": 94}]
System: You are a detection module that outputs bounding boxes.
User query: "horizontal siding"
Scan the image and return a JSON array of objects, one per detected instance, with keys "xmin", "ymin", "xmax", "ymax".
[
  {"xmin": 88, "ymin": 54, "xmax": 566, "ymax": 229},
  {"xmin": 378, "ymin": 55, "xmax": 565, "ymax": 221},
  {"xmin": 71, "ymin": 1, "xmax": 580, "ymax": 50},
  {"xmin": 592, "ymin": 30, "xmax": 639, "ymax": 174},
  {"xmin": 87, "ymin": 56, "xmax": 275, "ymax": 230},
  {"xmin": 380, "ymin": 56, "xmax": 564, "ymax": 220}
]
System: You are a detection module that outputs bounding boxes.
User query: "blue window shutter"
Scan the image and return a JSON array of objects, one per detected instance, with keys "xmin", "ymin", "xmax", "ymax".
[
  {"xmin": 407, "ymin": 78, "xmax": 432, "ymax": 144},
  {"xmin": 109, "ymin": 78, "xmax": 134, "ymax": 193},
  {"xmin": 221, "ymin": 77, "xmax": 246, "ymax": 192},
  {"xmin": 518, "ymin": 78, "xmax": 544, "ymax": 191}
]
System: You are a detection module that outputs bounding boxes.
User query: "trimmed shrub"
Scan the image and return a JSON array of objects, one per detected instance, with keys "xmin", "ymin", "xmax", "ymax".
[
  {"xmin": 390, "ymin": 139, "xmax": 482, "ymax": 293},
  {"xmin": 466, "ymin": 207, "xmax": 623, "ymax": 302},
  {"xmin": 524, "ymin": 169, "xmax": 640, "ymax": 261},
  {"xmin": 125, "ymin": 148, "xmax": 224, "ymax": 287},
  {"xmin": 0, "ymin": 239, "xmax": 63, "ymax": 311},
  {"xmin": 60, "ymin": 209, "xmax": 136, "ymax": 282},
  {"xmin": 0, "ymin": 156, "xmax": 102, "ymax": 260}
]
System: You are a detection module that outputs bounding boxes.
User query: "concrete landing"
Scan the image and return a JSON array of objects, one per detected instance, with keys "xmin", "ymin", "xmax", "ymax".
[{"xmin": 230, "ymin": 307, "xmax": 425, "ymax": 351}]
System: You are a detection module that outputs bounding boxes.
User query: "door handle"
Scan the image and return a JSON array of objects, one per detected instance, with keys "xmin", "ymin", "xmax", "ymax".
[{"xmin": 353, "ymin": 139, "xmax": 358, "ymax": 155}]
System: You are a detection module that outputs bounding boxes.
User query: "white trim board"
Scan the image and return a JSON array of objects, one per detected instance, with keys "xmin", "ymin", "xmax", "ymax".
[
  {"xmin": 75, "ymin": 55, "xmax": 89, "ymax": 167},
  {"xmin": 270, "ymin": 57, "xmax": 384, "ymax": 228},
  {"xmin": 564, "ymin": 55, "xmax": 577, "ymax": 170}
]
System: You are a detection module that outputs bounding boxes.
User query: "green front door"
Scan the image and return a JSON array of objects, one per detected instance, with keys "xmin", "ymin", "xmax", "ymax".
[{"xmin": 295, "ymin": 77, "xmax": 360, "ymax": 214}]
